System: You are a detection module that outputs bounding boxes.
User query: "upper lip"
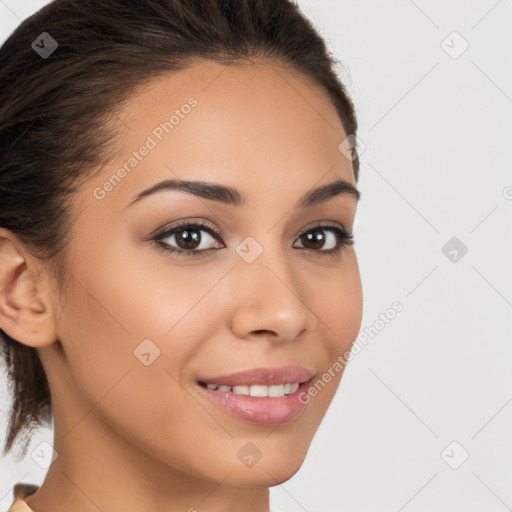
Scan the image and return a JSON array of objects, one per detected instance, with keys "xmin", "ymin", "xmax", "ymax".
[{"xmin": 198, "ymin": 365, "xmax": 315, "ymax": 387}]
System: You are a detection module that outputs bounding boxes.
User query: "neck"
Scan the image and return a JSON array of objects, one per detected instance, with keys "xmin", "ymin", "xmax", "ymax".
[{"xmin": 25, "ymin": 408, "xmax": 271, "ymax": 512}]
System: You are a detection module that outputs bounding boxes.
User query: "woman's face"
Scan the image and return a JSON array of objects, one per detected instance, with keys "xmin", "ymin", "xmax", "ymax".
[{"xmin": 42, "ymin": 60, "xmax": 363, "ymax": 487}]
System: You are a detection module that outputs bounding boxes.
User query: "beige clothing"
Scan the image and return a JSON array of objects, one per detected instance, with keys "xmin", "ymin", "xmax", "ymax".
[{"xmin": 7, "ymin": 483, "xmax": 38, "ymax": 512}]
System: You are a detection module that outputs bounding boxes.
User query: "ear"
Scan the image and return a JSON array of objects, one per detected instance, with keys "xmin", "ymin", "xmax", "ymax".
[{"xmin": 0, "ymin": 229, "xmax": 58, "ymax": 348}]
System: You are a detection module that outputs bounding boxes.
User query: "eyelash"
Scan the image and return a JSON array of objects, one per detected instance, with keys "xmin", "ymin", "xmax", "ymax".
[{"xmin": 151, "ymin": 220, "xmax": 354, "ymax": 258}]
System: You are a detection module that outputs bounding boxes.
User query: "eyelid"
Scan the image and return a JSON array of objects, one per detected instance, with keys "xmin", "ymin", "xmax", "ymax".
[
  {"xmin": 147, "ymin": 218, "xmax": 222, "ymax": 241},
  {"xmin": 297, "ymin": 219, "xmax": 351, "ymax": 234}
]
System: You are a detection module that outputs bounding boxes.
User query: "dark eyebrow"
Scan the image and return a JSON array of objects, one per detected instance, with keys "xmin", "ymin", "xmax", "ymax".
[{"xmin": 125, "ymin": 178, "xmax": 360, "ymax": 209}]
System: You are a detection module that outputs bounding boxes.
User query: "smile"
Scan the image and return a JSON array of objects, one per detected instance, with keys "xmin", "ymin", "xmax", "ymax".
[
  {"xmin": 199, "ymin": 382, "xmax": 300, "ymax": 397},
  {"xmin": 196, "ymin": 366, "xmax": 315, "ymax": 425}
]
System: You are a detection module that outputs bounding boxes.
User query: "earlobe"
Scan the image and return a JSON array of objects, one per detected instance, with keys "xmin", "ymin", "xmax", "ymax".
[{"xmin": 0, "ymin": 231, "xmax": 57, "ymax": 348}]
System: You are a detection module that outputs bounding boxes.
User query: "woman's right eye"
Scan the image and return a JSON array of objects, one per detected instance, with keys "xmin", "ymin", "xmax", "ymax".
[{"xmin": 152, "ymin": 221, "xmax": 224, "ymax": 256}]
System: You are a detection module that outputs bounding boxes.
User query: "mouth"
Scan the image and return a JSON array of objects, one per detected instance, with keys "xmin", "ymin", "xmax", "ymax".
[
  {"xmin": 195, "ymin": 366, "xmax": 316, "ymax": 426},
  {"xmin": 197, "ymin": 381, "xmax": 301, "ymax": 397}
]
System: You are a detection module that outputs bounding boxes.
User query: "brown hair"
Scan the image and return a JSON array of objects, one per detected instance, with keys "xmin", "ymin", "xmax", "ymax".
[{"xmin": 0, "ymin": 0, "xmax": 360, "ymax": 460}]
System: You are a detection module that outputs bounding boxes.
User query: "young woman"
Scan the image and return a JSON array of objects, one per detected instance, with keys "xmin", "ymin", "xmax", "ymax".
[{"xmin": 0, "ymin": 0, "xmax": 363, "ymax": 510}]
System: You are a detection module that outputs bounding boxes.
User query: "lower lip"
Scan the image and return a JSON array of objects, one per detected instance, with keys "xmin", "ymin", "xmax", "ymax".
[{"xmin": 196, "ymin": 379, "xmax": 313, "ymax": 426}]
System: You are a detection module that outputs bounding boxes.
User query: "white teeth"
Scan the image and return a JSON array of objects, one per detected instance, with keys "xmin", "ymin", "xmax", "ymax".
[
  {"xmin": 204, "ymin": 382, "xmax": 300, "ymax": 397},
  {"xmin": 268, "ymin": 384, "xmax": 284, "ymax": 397},
  {"xmin": 250, "ymin": 384, "xmax": 269, "ymax": 397},
  {"xmin": 232, "ymin": 385, "xmax": 250, "ymax": 395}
]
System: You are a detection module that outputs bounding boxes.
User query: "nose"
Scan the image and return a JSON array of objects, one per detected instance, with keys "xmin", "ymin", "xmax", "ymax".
[{"xmin": 229, "ymin": 243, "xmax": 319, "ymax": 344}]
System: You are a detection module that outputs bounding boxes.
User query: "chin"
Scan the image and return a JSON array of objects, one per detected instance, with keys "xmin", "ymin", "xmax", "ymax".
[{"xmin": 224, "ymin": 450, "xmax": 308, "ymax": 488}]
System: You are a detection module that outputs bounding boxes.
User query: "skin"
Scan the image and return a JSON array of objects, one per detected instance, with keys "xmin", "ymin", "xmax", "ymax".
[{"xmin": 0, "ymin": 60, "xmax": 363, "ymax": 512}]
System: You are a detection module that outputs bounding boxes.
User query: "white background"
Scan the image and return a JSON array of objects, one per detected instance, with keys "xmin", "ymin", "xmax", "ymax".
[{"xmin": 1, "ymin": 1, "xmax": 511, "ymax": 511}]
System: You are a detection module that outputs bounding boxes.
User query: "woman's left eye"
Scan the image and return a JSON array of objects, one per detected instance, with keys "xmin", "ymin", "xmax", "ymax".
[
  {"xmin": 293, "ymin": 225, "xmax": 354, "ymax": 254},
  {"xmin": 151, "ymin": 221, "xmax": 354, "ymax": 257}
]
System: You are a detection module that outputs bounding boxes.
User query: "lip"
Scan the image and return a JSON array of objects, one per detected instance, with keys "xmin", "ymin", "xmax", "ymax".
[
  {"xmin": 196, "ymin": 366, "xmax": 316, "ymax": 426},
  {"xmin": 197, "ymin": 365, "xmax": 315, "ymax": 387}
]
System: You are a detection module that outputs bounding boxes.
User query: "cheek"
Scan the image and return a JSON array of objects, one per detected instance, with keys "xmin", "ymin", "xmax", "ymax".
[
  {"xmin": 314, "ymin": 250, "xmax": 363, "ymax": 354},
  {"xmin": 55, "ymin": 239, "xmax": 232, "ymax": 448},
  {"xmin": 291, "ymin": 251, "xmax": 362, "ymax": 414},
  {"xmin": 56, "ymin": 275, "xmax": 212, "ymax": 474},
  {"xmin": 54, "ymin": 237, "xmax": 180, "ymax": 416}
]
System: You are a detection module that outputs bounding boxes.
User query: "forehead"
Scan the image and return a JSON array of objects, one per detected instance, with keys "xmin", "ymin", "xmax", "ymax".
[{"xmin": 84, "ymin": 60, "xmax": 355, "ymax": 213}]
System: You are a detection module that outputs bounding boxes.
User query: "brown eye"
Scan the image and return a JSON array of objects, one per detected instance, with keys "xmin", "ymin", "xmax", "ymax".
[
  {"xmin": 171, "ymin": 228, "xmax": 204, "ymax": 251},
  {"xmin": 293, "ymin": 225, "xmax": 354, "ymax": 254},
  {"xmin": 153, "ymin": 221, "xmax": 223, "ymax": 256},
  {"xmin": 299, "ymin": 229, "xmax": 331, "ymax": 250}
]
